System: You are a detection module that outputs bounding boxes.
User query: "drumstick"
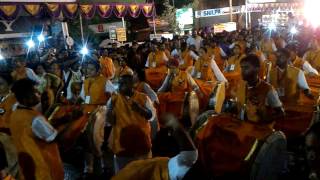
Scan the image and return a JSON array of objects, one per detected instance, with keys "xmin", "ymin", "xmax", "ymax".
[{"xmin": 48, "ymin": 106, "xmax": 61, "ymax": 123}]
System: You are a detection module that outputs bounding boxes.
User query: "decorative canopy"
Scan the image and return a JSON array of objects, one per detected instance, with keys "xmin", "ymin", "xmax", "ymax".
[{"xmin": 0, "ymin": 2, "xmax": 155, "ymax": 20}]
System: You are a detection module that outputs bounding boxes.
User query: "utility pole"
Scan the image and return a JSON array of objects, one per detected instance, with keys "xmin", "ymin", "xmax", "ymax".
[{"xmin": 229, "ymin": 0, "xmax": 233, "ymax": 22}]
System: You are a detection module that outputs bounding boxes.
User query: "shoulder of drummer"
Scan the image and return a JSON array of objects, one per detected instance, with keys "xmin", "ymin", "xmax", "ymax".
[{"xmin": 31, "ymin": 115, "xmax": 58, "ymax": 143}]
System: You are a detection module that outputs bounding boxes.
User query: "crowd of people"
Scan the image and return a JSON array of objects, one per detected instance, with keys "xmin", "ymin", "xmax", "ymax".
[{"xmin": 0, "ymin": 26, "xmax": 320, "ymax": 180}]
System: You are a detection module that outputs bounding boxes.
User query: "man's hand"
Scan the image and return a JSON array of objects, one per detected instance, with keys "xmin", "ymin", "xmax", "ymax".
[
  {"xmin": 304, "ymin": 89, "xmax": 314, "ymax": 99},
  {"xmin": 131, "ymin": 100, "xmax": 152, "ymax": 119}
]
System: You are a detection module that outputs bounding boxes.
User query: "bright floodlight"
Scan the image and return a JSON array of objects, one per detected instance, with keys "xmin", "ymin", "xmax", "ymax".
[
  {"xmin": 304, "ymin": 0, "xmax": 320, "ymax": 27},
  {"xmin": 290, "ymin": 27, "xmax": 298, "ymax": 34},
  {"xmin": 0, "ymin": 54, "xmax": 4, "ymax": 60},
  {"xmin": 37, "ymin": 34, "xmax": 45, "ymax": 42},
  {"xmin": 268, "ymin": 23, "xmax": 276, "ymax": 31},
  {"xmin": 26, "ymin": 39, "xmax": 35, "ymax": 48},
  {"xmin": 80, "ymin": 46, "xmax": 89, "ymax": 55}
]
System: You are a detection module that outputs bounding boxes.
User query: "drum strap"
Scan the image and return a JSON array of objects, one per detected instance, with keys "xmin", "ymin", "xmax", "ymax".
[{"xmin": 244, "ymin": 139, "xmax": 259, "ymax": 161}]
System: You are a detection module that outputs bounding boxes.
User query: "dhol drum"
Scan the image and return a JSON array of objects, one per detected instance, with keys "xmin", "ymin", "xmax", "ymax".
[
  {"xmin": 47, "ymin": 104, "xmax": 104, "ymax": 153},
  {"xmin": 158, "ymin": 91, "xmax": 199, "ymax": 128},
  {"xmin": 195, "ymin": 114, "xmax": 287, "ymax": 179},
  {"xmin": 275, "ymin": 92, "xmax": 318, "ymax": 138},
  {"xmin": 145, "ymin": 66, "xmax": 168, "ymax": 90},
  {"xmin": 194, "ymin": 80, "xmax": 226, "ymax": 113},
  {"xmin": 307, "ymin": 75, "xmax": 320, "ymax": 94},
  {"xmin": 0, "ymin": 132, "xmax": 18, "ymax": 178}
]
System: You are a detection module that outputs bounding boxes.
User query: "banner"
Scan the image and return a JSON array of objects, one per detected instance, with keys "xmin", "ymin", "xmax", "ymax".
[
  {"xmin": 109, "ymin": 26, "xmax": 117, "ymax": 40},
  {"xmin": 116, "ymin": 28, "xmax": 126, "ymax": 42},
  {"xmin": 195, "ymin": 6, "xmax": 244, "ymax": 18}
]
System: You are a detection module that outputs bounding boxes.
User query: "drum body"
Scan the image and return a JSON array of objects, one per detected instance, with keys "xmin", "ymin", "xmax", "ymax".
[
  {"xmin": 145, "ymin": 66, "xmax": 168, "ymax": 90},
  {"xmin": 158, "ymin": 91, "xmax": 199, "ymax": 127},
  {"xmin": 275, "ymin": 104, "xmax": 314, "ymax": 138},
  {"xmin": 195, "ymin": 114, "xmax": 287, "ymax": 179},
  {"xmin": 48, "ymin": 104, "xmax": 100, "ymax": 151}
]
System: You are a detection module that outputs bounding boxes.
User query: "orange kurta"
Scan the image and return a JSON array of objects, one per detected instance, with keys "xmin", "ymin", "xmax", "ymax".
[
  {"xmin": 146, "ymin": 51, "xmax": 168, "ymax": 90},
  {"xmin": 158, "ymin": 71, "xmax": 193, "ymax": 121},
  {"xmin": 147, "ymin": 51, "xmax": 167, "ymax": 68},
  {"xmin": 0, "ymin": 94, "xmax": 16, "ymax": 129},
  {"xmin": 234, "ymin": 80, "xmax": 273, "ymax": 124},
  {"xmin": 269, "ymin": 66, "xmax": 300, "ymax": 105},
  {"xmin": 194, "ymin": 55, "xmax": 217, "ymax": 109},
  {"xmin": 180, "ymin": 50, "xmax": 194, "ymax": 70},
  {"xmin": 112, "ymin": 157, "xmax": 169, "ymax": 180},
  {"xmin": 84, "ymin": 75, "xmax": 108, "ymax": 105},
  {"xmin": 99, "ymin": 56, "xmax": 115, "ymax": 80},
  {"xmin": 208, "ymin": 47, "xmax": 224, "ymax": 70},
  {"xmin": 109, "ymin": 91, "xmax": 151, "ymax": 156},
  {"xmin": 304, "ymin": 50, "xmax": 320, "ymax": 71},
  {"xmin": 9, "ymin": 108, "xmax": 64, "ymax": 180}
]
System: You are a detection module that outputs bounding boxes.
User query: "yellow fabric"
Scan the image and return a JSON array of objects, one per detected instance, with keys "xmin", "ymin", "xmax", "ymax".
[
  {"xmin": 65, "ymin": 4, "xmax": 78, "ymax": 14},
  {"xmin": 0, "ymin": 5, "xmax": 17, "ymax": 16},
  {"xmin": 0, "ymin": 94, "xmax": 16, "ymax": 129},
  {"xmin": 235, "ymin": 80, "xmax": 272, "ymax": 123},
  {"xmin": 80, "ymin": 5, "xmax": 94, "ymax": 14},
  {"xmin": 112, "ymin": 157, "xmax": 169, "ymax": 180},
  {"xmin": 292, "ymin": 56, "xmax": 305, "ymax": 70},
  {"xmin": 98, "ymin": 4, "xmax": 111, "ymax": 14},
  {"xmin": 194, "ymin": 55, "xmax": 216, "ymax": 82},
  {"xmin": 9, "ymin": 109, "xmax": 63, "ymax": 180},
  {"xmin": 84, "ymin": 75, "xmax": 108, "ymax": 105},
  {"xmin": 99, "ymin": 56, "xmax": 115, "ymax": 79},
  {"xmin": 269, "ymin": 66, "xmax": 300, "ymax": 103},
  {"xmin": 11, "ymin": 68, "xmax": 27, "ymax": 81},
  {"xmin": 147, "ymin": 51, "xmax": 167, "ymax": 67},
  {"xmin": 24, "ymin": 5, "xmax": 40, "ymax": 16},
  {"xmin": 46, "ymin": 3, "xmax": 59, "ymax": 12},
  {"xmin": 171, "ymin": 70, "xmax": 192, "ymax": 92},
  {"xmin": 304, "ymin": 50, "xmax": 320, "ymax": 71},
  {"xmin": 109, "ymin": 91, "xmax": 151, "ymax": 155},
  {"xmin": 261, "ymin": 39, "xmax": 275, "ymax": 54},
  {"xmin": 119, "ymin": 66, "xmax": 134, "ymax": 77}
]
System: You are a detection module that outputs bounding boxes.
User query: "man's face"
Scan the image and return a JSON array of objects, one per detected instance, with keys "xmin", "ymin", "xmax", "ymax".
[
  {"xmin": 233, "ymin": 46, "xmax": 241, "ymax": 55},
  {"xmin": 15, "ymin": 60, "xmax": 26, "ymax": 68},
  {"xmin": 240, "ymin": 61, "xmax": 257, "ymax": 82},
  {"xmin": 86, "ymin": 64, "xmax": 98, "ymax": 78},
  {"xmin": 36, "ymin": 65, "xmax": 45, "ymax": 75},
  {"xmin": 306, "ymin": 133, "xmax": 320, "ymax": 172},
  {"xmin": 289, "ymin": 50, "xmax": 296, "ymax": 62},
  {"xmin": 276, "ymin": 52, "xmax": 288, "ymax": 69}
]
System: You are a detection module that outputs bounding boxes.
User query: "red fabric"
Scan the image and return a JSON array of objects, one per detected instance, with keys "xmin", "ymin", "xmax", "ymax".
[
  {"xmin": 274, "ymin": 110, "xmax": 313, "ymax": 137},
  {"xmin": 196, "ymin": 114, "xmax": 272, "ymax": 176}
]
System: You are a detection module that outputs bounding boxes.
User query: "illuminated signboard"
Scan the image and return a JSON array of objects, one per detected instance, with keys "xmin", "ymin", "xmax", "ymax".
[{"xmin": 176, "ymin": 8, "xmax": 193, "ymax": 25}]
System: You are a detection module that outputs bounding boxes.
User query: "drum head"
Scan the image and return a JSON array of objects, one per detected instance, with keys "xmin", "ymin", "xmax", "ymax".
[
  {"xmin": 214, "ymin": 82, "xmax": 226, "ymax": 114},
  {"xmin": 186, "ymin": 91, "xmax": 199, "ymax": 127},
  {"xmin": 250, "ymin": 131, "xmax": 287, "ymax": 180},
  {"xmin": 189, "ymin": 110, "xmax": 216, "ymax": 139},
  {"xmin": 86, "ymin": 106, "xmax": 106, "ymax": 156}
]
